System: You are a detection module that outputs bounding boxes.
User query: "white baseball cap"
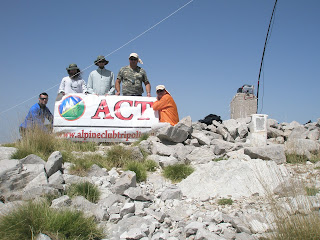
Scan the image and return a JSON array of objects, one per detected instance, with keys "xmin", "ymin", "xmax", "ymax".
[
  {"xmin": 129, "ymin": 53, "xmax": 143, "ymax": 64},
  {"xmin": 156, "ymin": 85, "xmax": 170, "ymax": 95}
]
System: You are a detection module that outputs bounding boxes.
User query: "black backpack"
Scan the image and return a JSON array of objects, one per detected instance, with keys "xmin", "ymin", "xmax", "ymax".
[{"xmin": 199, "ymin": 114, "xmax": 222, "ymax": 125}]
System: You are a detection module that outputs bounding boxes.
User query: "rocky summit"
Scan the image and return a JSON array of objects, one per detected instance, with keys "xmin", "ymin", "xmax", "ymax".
[{"xmin": 0, "ymin": 116, "xmax": 320, "ymax": 240}]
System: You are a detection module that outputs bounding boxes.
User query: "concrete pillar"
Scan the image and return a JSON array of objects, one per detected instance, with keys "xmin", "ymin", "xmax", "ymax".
[
  {"xmin": 230, "ymin": 93, "xmax": 257, "ymax": 119},
  {"xmin": 249, "ymin": 114, "xmax": 268, "ymax": 147}
]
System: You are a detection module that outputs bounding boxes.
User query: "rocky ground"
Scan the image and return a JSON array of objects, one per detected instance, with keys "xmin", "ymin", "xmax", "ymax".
[{"xmin": 0, "ymin": 116, "xmax": 320, "ymax": 240}]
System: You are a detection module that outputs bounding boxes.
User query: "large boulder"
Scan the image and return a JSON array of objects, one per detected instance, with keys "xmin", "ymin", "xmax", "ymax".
[
  {"xmin": 243, "ymin": 145, "xmax": 286, "ymax": 164},
  {"xmin": 285, "ymin": 138, "xmax": 320, "ymax": 157},
  {"xmin": 178, "ymin": 158, "xmax": 289, "ymax": 200},
  {"xmin": 157, "ymin": 124, "xmax": 189, "ymax": 143},
  {"xmin": 223, "ymin": 119, "xmax": 239, "ymax": 139}
]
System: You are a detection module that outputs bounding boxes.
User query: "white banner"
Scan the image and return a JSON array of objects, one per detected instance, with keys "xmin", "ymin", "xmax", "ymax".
[{"xmin": 53, "ymin": 94, "xmax": 159, "ymax": 142}]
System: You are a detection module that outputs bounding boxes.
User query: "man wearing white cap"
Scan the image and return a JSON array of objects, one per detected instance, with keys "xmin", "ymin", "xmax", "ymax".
[
  {"xmin": 115, "ymin": 53, "xmax": 151, "ymax": 96},
  {"xmin": 152, "ymin": 85, "xmax": 179, "ymax": 126}
]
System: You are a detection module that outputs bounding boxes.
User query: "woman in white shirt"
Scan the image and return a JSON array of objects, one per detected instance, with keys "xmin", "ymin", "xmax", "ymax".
[{"xmin": 58, "ymin": 63, "xmax": 88, "ymax": 95}]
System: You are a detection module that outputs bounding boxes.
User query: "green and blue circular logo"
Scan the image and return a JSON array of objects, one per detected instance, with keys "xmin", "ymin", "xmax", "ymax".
[{"xmin": 58, "ymin": 95, "xmax": 85, "ymax": 121}]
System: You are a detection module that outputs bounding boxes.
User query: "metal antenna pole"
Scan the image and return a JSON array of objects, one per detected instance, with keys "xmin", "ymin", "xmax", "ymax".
[{"xmin": 256, "ymin": 0, "xmax": 278, "ymax": 113}]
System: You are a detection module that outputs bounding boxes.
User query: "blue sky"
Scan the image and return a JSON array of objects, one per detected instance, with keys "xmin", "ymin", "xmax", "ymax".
[{"xmin": 0, "ymin": 0, "xmax": 319, "ymax": 143}]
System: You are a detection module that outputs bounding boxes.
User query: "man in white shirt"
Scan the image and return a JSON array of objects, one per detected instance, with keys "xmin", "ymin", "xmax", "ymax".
[
  {"xmin": 88, "ymin": 55, "xmax": 115, "ymax": 95},
  {"xmin": 58, "ymin": 63, "xmax": 88, "ymax": 95}
]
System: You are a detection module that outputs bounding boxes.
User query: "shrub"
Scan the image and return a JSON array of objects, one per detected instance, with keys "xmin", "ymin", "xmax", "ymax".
[
  {"xmin": 66, "ymin": 182, "xmax": 100, "ymax": 203},
  {"xmin": 125, "ymin": 161, "xmax": 147, "ymax": 182},
  {"xmin": 68, "ymin": 154, "xmax": 108, "ymax": 176},
  {"xmin": 163, "ymin": 164, "xmax": 194, "ymax": 182},
  {"xmin": 305, "ymin": 186, "xmax": 319, "ymax": 196},
  {"xmin": 217, "ymin": 198, "xmax": 233, "ymax": 205},
  {"xmin": 144, "ymin": 159, "xmax": 158, "ymax": 172},
  {"xmin": 68, "ymin": 147, "xmax": 155, "ymax": 178},
  {"xmin": 0, "ymin": 201, "xmax": 104, "ymax": 240},
  {"xmin": 11, "ymin": 127, "xmax": 56, "ymax": 160},
  {"xmin": 10, "ymin": 128, "xmax": 97, "ymax": 161},
  {"xmin": 105, "ymin": 145, "xmax": 137, "ymax": 168},
  {"xmin": 310, "ymin": 153, "xmax": 320, "ymax": 163},
  {"xmin": 286, "ymin": 154, "xmax": 309, "ymax": 164}
]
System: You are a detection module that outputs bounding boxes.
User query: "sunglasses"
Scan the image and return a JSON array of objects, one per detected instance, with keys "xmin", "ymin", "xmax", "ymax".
[
  {"xmin": 40, "ymin": 97, "xmax": 48, "ymax": 100},
  {"xmin": 129, "ymin": 58, "xmax": 138, "ymax": 61},
  {"xmin": 156, "ymin": 89, "xmax": 164, "ymax": 93}
]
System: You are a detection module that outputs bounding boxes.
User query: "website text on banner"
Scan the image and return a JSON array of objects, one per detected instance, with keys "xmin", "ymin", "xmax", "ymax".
[{"xmin": 53, "ymin": 94, "xmax": 159, "ymax": 142}]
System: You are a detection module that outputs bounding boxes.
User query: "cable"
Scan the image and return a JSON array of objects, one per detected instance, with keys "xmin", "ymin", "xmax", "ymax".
[{"xmin": 0, "ymin": 0, "xmax": 195, "ymax": 116}]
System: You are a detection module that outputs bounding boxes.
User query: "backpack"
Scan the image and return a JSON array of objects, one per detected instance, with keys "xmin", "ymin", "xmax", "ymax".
[{"xmin": 199, "ymin": 114, "xmax": 222, "ymax": 125}]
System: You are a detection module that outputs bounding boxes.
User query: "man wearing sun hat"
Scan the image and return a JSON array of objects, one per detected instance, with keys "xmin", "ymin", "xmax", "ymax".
[
  {"xmin": 115, "ymin": 53, "xmax": 151, "ymax": 96},
  {"xmin": 87, "ymin": 55, "xmax": 115, "ymax": 95},
  {"xmin": 58, "ymin": 63, "xmax": 88, "ymax": 95},
  {"xmin": 152, "ymin": 85, "xmax": 179, "ymax": 126}
]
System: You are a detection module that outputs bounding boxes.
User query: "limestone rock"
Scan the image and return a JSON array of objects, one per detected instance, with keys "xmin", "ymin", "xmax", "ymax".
[
  {"xmin": 161, "ymin": 186, "xmax": 182, "ymax": 200},
  {"xmin": 86, "ymin": 164, "xmax": 108, "ymax": 178},
  {"xmin": 20, "ymin": 154, "xmax": 46, "ymax": 165},
  {"xmin": 178, "ymin": 159, "xmax": 289, "ymax": 200},
  {"xmin": 45, "ymin": 151, "xmax": 63, "ymax": 177},
  {"xmin": 111, "ymin": 171, "xmax": 136, "ymax": 194},
  {"xmin": 243, "ymin": 145, "xmax": 286, "ymax": 164},
  {"xmin": 157, "ymin": 125, "xmax": 189, "ymax": 143},
  {"xmin": 0, "ymin": 147, "xmax": 17, "ymax": 161},
  {"xmin": 186, "ymin": 146, "xmax": 215, "ymax": 164}
]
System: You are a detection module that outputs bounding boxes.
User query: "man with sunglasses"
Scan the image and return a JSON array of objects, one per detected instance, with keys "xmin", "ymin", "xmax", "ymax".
[
  {"xmin": 115, "ymin": 53, "xmax": 151, "ymax": 96},
  {"xmin": 19, "ymin": 92, "xmax": 53, "ymax": 135},
  {"xmin": 153, "ymin": 85, "xmax": 179, "ymax": 126}
]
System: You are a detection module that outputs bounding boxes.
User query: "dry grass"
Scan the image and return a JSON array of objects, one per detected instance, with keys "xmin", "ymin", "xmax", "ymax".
[
  {"xmin": 268, "ymin": 179, "xmax": 320, "ymax": 240},
  {"xmin": 8, "ymin": 127, "xmax": 97, "ymax": 161}
]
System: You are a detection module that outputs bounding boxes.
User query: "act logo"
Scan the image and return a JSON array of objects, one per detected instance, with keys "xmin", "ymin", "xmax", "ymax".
[{"xmin": 58, "ymin": 95, "xmax": 85, "ymax": 121}]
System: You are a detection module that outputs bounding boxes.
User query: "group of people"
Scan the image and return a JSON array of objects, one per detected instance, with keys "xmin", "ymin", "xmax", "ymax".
[
  {"xmin": 20, "ymin": 53, "xmax": 179, "ymax": 134},
  {"xmin": 58, "ymin": 53, "xmax": 150, "ymax": 97}
]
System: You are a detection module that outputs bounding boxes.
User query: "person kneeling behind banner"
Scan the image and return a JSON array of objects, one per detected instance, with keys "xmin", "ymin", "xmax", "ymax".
[{"xmin": 152, "ymin": 85, "xmax": 179, "ymax": 126}]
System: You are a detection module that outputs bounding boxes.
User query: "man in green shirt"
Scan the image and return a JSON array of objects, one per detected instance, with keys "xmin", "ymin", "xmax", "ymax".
[{"xmin": 115, "ymin": 53, "xmax": 151, "ymax": 96}]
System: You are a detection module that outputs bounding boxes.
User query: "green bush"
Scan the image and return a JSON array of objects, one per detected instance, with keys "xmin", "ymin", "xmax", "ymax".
[
  {"xmin": 217, "ymin": 198, "xmax": 233, "ymax": 205},
  {"xmin": 66, "ymin": 182, "xmax": 100, "ymax": 203},
  {"xmin": 9, "ymin": 128, "xmax": 97, "ymax": 161},
  {"xmin": 144, "ymin": 159, "xmax": 158, "ymax": 172},
  {"xmin": 163, "ymin": 164, "xmax": 194, "ymax": 182},
  {"xmin": 286, "ymin": 154, "xmax": 309, "ymax": 164},
  {"xmin": 286, "ymin": 153, "xmax": 320, "ymax": 164},
  {"xmin": 68, "ymin": 154, "xmax": 108, "ymax": 176},
  {"xmin": 305, "ymin": 186, "xmax": 319, "ymax": 196},
  {"xmin": 125, "ymin": 161, "xmax": 147, "ymax": 182},
  {"xmin": 105, "ymin": 145, "xmax": 138, "ymax": 168},
  {"xmin": 310, "ymin": 153, "xmax": 320, "ymax": 163},
  {"xmin": 0, "ymin": 201, "xmax": 104, "ymax": 240}
]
